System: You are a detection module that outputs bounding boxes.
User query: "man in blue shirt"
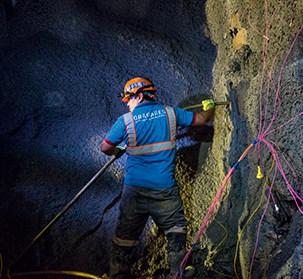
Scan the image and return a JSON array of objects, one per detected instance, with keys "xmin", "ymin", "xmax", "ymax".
[{"xmin": 101, "ymin": 77, "xmax": 215, "ymax": 279}]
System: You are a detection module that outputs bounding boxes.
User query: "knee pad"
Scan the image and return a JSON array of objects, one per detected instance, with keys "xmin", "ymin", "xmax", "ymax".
[{"xmin": 113, "ymin": 235, "xmax": 139, "ymax": 247}]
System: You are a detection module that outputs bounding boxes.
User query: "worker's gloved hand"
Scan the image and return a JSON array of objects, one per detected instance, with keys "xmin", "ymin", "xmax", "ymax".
[
  {"xmin": 202, "ymin": 99, "xmax": 215, "ymax": 111},
  {"xmin": 115, "ymin": 146, "xmax": 126, "ymax": 159}
]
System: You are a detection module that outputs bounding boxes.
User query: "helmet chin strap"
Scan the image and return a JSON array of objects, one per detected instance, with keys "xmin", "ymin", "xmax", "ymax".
[
  {"xmin": 136, "ymin": 85, "xmax": 154, "ymax": 94},
  {"xmin": 136, "ymin": 85, "xmax": 155, "ymax": 100},
  {"xmin": 143, "ymin": 92, "xmax": 155, "ymax": 98}
]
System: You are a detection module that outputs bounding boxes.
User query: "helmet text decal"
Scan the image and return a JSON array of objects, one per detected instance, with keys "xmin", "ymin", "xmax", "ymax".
[{"xmin": 126, "ymin": 81, "xmax": 146, "ymax": 92}]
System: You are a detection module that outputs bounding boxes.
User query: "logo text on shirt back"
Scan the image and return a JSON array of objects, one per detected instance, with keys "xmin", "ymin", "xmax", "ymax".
[{"xmin": 133, "ymin": 109, "xmax": 166, "ymax": 122}]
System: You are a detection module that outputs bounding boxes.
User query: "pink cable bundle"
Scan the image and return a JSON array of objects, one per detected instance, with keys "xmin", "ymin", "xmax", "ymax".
[
  {"xmin": 246, "ymin": 3, "xmax": 303, "ymax": 275},
  {"xmin": 174, "ymin": 18, "xmax": 303, "ymax": 279}
]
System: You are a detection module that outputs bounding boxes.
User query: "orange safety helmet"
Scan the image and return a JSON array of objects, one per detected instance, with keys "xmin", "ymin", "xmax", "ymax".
[{"xmin": 119, "ymin": 77, "xmax": 157, "ymax": 102}]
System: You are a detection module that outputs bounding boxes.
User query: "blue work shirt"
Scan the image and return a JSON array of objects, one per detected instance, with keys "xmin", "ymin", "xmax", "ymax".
[{"xmin": 104, "ymin": 101, "xmax": 195, "ymax": 189}]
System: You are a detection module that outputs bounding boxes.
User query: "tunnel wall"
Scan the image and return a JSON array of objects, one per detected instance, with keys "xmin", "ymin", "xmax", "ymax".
[
  {"xmin": 192, "ymin": 1, "xmax": 303, "ymax": 278},
  {"xmin": 0, "ymin": 0, "xmax": 303, "ymax": 278}
]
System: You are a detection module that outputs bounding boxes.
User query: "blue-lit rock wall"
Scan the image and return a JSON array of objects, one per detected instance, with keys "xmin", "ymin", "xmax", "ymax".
[{"xmin": 0, "ymin": 0, "xmax": 215, "ymax": 277}]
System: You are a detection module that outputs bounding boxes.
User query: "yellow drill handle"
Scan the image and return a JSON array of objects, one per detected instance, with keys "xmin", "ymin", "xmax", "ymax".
[{"xmin": 183, "ymin": 101, "xmax": 231, "ymax": 110}]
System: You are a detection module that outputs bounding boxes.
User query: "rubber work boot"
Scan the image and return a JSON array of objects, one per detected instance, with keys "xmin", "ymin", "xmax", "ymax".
[
  {"xmin": 110, "ymin": 243, "xmax": 134, "ymax": 279},
  {"xmin": 167, "ymin": 233, "xmax": 196, "ymax": 279}
]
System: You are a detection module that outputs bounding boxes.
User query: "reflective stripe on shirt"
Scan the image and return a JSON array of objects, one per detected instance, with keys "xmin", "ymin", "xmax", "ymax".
[
  {"xmin": 165, "ymin": 106, "xmax": 176, "ymax": 141},
  {"xmin": 124, "ymin": 105, "xmax": 177, "ymax": 155},
  {"xmin": 123, "ymin": 112, "xmax": 137, "ymax": 147}
]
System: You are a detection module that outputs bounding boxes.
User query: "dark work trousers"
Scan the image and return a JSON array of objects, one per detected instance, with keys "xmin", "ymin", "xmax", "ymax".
[
  {"xmin": 116, "ymin": 184, "xmax": 188, "ymax": 241},
  {"xmin": 110, "ymin": 184, "xmax": 188, "ymax": 279}
]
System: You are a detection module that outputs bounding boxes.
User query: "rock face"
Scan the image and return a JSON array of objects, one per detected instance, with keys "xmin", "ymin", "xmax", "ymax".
[{"xmin": 0, "ymin": 0, "xmax": 303, "ymax": 278}]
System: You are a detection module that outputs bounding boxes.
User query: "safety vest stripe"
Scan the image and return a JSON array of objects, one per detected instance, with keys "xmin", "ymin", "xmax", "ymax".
[
  {"xmin": 164, "ymin": 106, "xmax": 176, "ymax": 141},
  {"xmin": 125, "ymin": 105, "xmax": 176, "ymax": 155},
  {"xmin": 123, "ymin": 112, "xmax": 137, "ymax": 147},
  {"xmin": 113, "ymin": 236, "xmax": 139, "ymax": 247},
  {"xmin": 126, "ymin": 140, "xmax": 176, "ymax": 155},
  {"xmin": 164, "ymin": 106, "xmax": 172, "ymax": 141}
]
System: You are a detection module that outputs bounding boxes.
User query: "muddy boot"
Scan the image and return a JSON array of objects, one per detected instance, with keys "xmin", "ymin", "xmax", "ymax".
[
  {"xmin": 167, "ymin": 233, "xmax": 196, "ymax": 279},
  {"xmin": 110, "ymin": 243, "xmax": 134, "ymax": 279}
]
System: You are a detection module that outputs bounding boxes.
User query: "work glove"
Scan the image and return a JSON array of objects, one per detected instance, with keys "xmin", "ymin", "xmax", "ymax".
[
  {"xmin": 115, "ymin": 146, "xmax": 126, "ymax": 159},
  {"xmin": 202, "ymin": 99, "xmax": 215, "ymax": 111}
]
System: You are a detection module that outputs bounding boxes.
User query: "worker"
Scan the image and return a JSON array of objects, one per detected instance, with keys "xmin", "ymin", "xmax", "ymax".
[{"xmin": 101, "ymin": 77, "xmax": 215, "ymax": 279}]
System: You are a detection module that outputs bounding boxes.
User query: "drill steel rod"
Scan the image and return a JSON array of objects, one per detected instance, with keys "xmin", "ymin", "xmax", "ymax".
[
  {"xmin": 8, "ymin": 152, "xmax": 124, "ymax": 270},
  {"xmin": 183, "ymin": 101, "xmax": 231, "ymax": 110}
]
